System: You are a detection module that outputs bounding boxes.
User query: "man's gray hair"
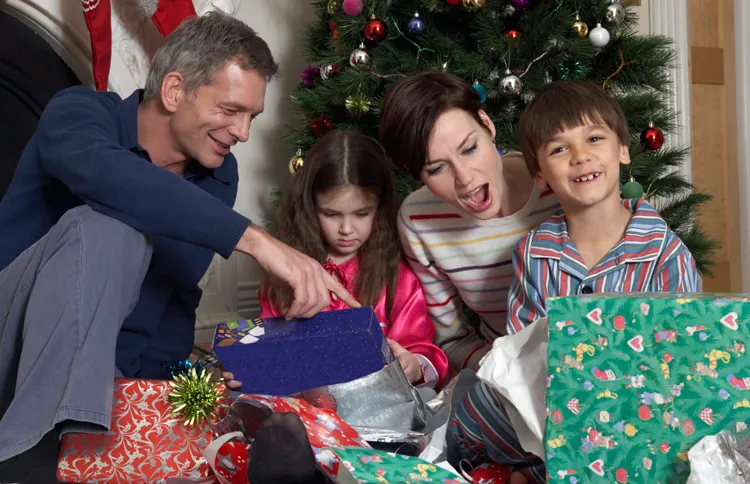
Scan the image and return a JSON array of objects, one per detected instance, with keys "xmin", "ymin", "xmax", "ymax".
[{"xmin": 143, "ymin": 11, "xmax": 278, "ymax": 100}]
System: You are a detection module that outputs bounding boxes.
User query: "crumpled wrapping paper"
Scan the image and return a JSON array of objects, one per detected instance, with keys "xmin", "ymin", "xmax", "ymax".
[
  {"xmin": 686, "ymin": 430, "xmax": 750, "ymax": 483},
  {"xmin": 476, "ymin": 317, "xmax": 549, "ymax": 460},
  {"xmin": 295, "ymin": 360, "xmax": 456, "ymax": 446}
]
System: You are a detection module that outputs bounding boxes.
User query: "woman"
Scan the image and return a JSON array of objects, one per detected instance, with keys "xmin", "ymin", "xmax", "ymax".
[{"xmin": 379, "ymin": 71, "xmax": 559, "ymax": 371}]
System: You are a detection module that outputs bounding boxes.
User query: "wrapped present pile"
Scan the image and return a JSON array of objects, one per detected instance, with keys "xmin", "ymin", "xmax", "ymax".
[
  {"xmin": 544, "ymin": 294, "xmax": 750, "ymax": 483},
  {"xmin": 57, "ymin": 307, "xmax": 470, "ymax": 483}
]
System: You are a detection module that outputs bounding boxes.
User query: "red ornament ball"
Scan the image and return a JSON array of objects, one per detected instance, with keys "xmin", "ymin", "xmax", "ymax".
[
  {"xmin": 613, "ymin": 315, "xmax": 626, "ymax": 331},
  {"xmin": 660, "ymin": 442, "xmax": 671, "ymax": 453},
  {"xmin": 310, "ymin": 118, "xmax": 333, "ymax": 137},
  {"xmin": 504, "ymin": 29, "xmax": 521, "ymax": 40},
  {"xmin": 446, "ymin": 0, "xmax": 461, "ymax": 4},
  {"xmin": 641, "ymin": 123, "xmax": 665, "ymax": 150},
  {"xmin": 364, "ymin": 17, "xmax": 387, "ymax": 42},
  {"xmin": 468, "ymin": 463, "xmax": 511, "ymax": 483}
]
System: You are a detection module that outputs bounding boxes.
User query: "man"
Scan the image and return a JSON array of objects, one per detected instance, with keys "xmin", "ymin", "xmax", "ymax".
[{"xmin": 0, "ymin": 12, "xmax": 358, "ymax": 468}]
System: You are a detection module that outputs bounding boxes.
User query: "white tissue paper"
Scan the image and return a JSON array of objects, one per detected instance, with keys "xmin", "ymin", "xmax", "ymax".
[
  {"xmin": 476, "ymin": 318, "xmax": 549, "ymax": 460},
  {"xmin": 686, "ymin": 430, "xmax": 750, "ymax": 483}
]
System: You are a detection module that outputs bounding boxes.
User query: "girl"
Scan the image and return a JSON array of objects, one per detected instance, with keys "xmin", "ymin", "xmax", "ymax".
[{"xmin": 229, "ymin": 130, "xmax": 448, "ymax": 389}]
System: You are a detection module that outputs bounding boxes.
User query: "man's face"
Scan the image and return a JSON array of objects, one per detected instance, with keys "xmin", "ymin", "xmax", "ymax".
[{"xmin": 170, "ymin": 61, "xmax": 267, "ymax": 169}]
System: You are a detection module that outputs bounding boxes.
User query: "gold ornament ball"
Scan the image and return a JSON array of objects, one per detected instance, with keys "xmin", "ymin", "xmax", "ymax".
[
  {"xmin": 327, "ymin": 0, "xmax": 338, "ymax": 14},
  {"xmin": 572, "ymin": 13, "xmax": 588, "ymax": 37},
  {"xmin": 289, "ymin": 150, "xmax": 304, "ymax": 174},
  {"xmin": 462, "ymin": 0, "xmax": 486, "ymax": 12},
  {"xmin": 345, "ymin": 95, "xmax": 371, "ymax": 114}
]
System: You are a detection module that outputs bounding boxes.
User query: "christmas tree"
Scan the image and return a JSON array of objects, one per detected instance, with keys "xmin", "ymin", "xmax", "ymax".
[{"xmin": 281, "ymin": 0, "xmax": 717, "ymax": 273}]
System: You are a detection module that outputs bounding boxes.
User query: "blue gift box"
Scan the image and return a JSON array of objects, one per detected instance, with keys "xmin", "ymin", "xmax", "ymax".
[{"xmin": 213, "ymin": 307, "xmax": 394, "ymax": 396}]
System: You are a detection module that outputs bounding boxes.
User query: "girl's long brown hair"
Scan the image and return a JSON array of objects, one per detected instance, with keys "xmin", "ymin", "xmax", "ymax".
[{"xmin": 267, "ymin": 130, "xmax": 402, "ymax": 317}]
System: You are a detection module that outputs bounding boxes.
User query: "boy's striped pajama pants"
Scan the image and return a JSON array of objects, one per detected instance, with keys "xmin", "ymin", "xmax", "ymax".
[{"xmin": 449, "ymin": 379, "xmax": 547, "ymax": 483}]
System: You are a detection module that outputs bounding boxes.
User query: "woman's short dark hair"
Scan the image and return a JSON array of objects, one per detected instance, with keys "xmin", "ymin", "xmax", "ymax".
[{"xmin": 379, "ymin": 71, "xmax": 488, "ymax": 179}]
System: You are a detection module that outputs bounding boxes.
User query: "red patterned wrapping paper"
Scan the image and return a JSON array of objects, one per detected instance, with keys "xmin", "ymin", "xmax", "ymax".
[{"xmin": 57, "ymin": 378, "xmax": 221, "ymax": 483}]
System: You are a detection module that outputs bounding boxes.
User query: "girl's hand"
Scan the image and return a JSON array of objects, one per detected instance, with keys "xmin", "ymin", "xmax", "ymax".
[
  {"xmin": 222, "ymin": 371, "xmax": 242, "ymax": 390},
  {"xmin": 388, "ymin": 339, "xmax": 423, "ymax": 383}
]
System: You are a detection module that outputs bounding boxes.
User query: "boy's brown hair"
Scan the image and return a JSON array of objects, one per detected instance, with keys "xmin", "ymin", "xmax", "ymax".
[
  {"xmin": 379, "ymin": 71, "xmax": 488, "ymax": 179},
  {"xmin": 518, "ymin": 80, "xmax": 630, "ymax": 176}
]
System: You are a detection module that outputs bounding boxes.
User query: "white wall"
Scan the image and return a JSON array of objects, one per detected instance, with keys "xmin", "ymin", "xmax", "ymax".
[
  {"xmin": 633, "ymin": 0, "xmax": 651, "ymax": 34},
  {"xmin": 195, "ymin": 0, "xmax": 316, "ymax": 337}
]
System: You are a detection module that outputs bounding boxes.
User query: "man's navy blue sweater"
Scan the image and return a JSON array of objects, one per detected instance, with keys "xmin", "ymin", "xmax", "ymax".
[{"xmin": 0, "ymin": 86, "xmax": 251, "ymax": 378}]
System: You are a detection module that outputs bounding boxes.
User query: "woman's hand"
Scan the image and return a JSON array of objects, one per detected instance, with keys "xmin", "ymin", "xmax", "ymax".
[
  {"xmin": 388, "ymin": 339, "xmax": 423, "ymax": 383},
  {"xmin": 222, "ymin": 371, "xmax": 242, "ymax": 390}
]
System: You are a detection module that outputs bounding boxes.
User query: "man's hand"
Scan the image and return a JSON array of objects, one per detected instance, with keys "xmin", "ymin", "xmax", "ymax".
[
  {"xmin": 237, "ymin": 225, "xmax": 360, "ymax": 319},
  {"xmin": 388, "ymin": 339, "xmax": 422, "ymax": 383}
]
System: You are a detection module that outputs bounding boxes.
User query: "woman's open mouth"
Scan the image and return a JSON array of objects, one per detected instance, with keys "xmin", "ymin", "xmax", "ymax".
[{"xmin": 462, "ymin": 184, "xmax": 492, "ymax": 211}]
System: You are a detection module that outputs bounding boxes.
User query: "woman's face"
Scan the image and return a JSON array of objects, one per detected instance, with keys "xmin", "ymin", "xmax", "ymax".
[{"xmin": 421, "ymin": 108, "xmax": 505, "ymax": 219}]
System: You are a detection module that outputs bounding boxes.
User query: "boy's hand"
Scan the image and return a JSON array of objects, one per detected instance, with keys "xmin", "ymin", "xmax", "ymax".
[
  {"xmin": 388, "ymin": 339, "xmax": 422, "ymax": 383},
  {"xmin": 222, "ymin": 371, "xmax": 242, "ymax": 390}
]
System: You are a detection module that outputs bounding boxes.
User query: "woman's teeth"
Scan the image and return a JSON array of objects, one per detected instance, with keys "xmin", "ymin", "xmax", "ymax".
[{"xmin": 464, "ymin": 185, "xmax": 488, "ymax": 206}]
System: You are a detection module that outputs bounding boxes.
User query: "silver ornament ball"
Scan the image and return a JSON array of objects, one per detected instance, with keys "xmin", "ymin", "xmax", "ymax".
[
  {"xmin": 320, "ymin": 64, "xmax": 335, "ymax": 80},
  {"xmin": 349, "ymin": 43, "xmax": 370, "ymax": 67},
  {"xmin": 589, "ymin": 23, "xmax": 610, "ymax": 47},
  {"xmin": 605, "ymin": 1, "xmax": 626, "ymax": 25},
  {"xmin": 500, "ymin": 70, "xmax": 521, "ymax": 94}
]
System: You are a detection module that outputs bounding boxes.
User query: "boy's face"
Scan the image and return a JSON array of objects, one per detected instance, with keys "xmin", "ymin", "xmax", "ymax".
[{"xmin": 534, "ymin": 120, "xmax": 630, "ymax": 209}]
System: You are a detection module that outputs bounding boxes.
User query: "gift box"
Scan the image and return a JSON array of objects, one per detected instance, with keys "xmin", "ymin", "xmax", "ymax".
[
  {"xmin": 57, "ymin": 378, "xmax": 222, "ymax": 483},
  {"xmin": 544, "ymin": 294, "xmax": 750, "ymax": 483},
  {"xmin": 213, "ymin": 307, "xmax": 394, "ymax": 395}
]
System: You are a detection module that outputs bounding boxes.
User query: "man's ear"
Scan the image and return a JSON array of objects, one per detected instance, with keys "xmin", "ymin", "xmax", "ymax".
[{"xmin": 160, "ymin": 72, "xmax": 185, "ymax": 113}]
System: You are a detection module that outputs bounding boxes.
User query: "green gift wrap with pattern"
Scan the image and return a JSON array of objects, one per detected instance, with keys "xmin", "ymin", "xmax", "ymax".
[{"xmin": 544, "ymin": 294, "xmax": 750, "ymax": 483}]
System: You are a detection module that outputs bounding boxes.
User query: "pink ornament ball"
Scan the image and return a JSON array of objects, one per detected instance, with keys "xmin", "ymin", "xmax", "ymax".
[{"xmin": 342, "ymin": 0, "xmax": 363, "ymax": 16}]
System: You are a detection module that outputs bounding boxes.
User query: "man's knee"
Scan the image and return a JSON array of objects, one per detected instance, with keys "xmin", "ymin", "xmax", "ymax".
[{"xmin": 62, "ymin": 206, "xmax": 151, "ymax": 261}]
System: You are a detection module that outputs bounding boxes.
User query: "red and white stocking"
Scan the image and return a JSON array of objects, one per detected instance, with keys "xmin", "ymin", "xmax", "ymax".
[
  {"xmin": 147, "ymin": 0, "xmax": 198, "ymax": 38},
  {"xmin": 81, "ymin": 0, "xmax": 112, "ymax": 91}
]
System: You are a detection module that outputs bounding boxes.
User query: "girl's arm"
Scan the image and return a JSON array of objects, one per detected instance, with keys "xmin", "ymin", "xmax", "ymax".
[{"xmin": 386, "ymin": 261, "xmax": 449, "ymax": 388}]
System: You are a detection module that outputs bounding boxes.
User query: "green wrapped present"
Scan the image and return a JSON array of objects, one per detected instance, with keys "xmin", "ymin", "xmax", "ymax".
[
  {"xmin": 320, "ymin": 447, "xmax": 468, "ymax": 483},
  {"xmin": 544, "ymin": 294, "xmax": 750, "ymax": 484}
]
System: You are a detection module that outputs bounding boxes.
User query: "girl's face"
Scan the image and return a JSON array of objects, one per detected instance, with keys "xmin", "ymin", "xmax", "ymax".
[
  {"xmin": 315, "ymin": 185, "xmax": 379, "ymax": 262},
  {"xmin": 422, "ymin": 108, "xmax": 505, "ymax": 219}
]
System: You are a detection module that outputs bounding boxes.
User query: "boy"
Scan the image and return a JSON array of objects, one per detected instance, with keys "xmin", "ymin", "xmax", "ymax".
[
  {"xmin": 507, "ymin": 79, "xmax": 698, "ymax": 334},
  {"xmin": 448, "ymin": 81, "xmax": 698, "ymax": 484}
]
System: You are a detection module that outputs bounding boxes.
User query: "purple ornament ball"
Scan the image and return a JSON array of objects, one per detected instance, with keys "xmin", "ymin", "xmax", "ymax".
[
  {"xmin": 407, "ymin": 13, "xmax": 425, "ymax": 35},
  {"xmin": 511, "ymin": 0, "xmax": 532, "ymax": 7}
]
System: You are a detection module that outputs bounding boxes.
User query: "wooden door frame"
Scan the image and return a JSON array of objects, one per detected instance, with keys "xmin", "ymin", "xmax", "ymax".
[{"xmin": 734, "ymin": 0, "xmax": 750, "ymax": 292}]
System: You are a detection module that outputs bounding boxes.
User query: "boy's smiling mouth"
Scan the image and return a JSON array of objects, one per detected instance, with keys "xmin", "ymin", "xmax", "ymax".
[{"xmin": 573, "ymin": 172, "xmax": 602, "ymax": 183}]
